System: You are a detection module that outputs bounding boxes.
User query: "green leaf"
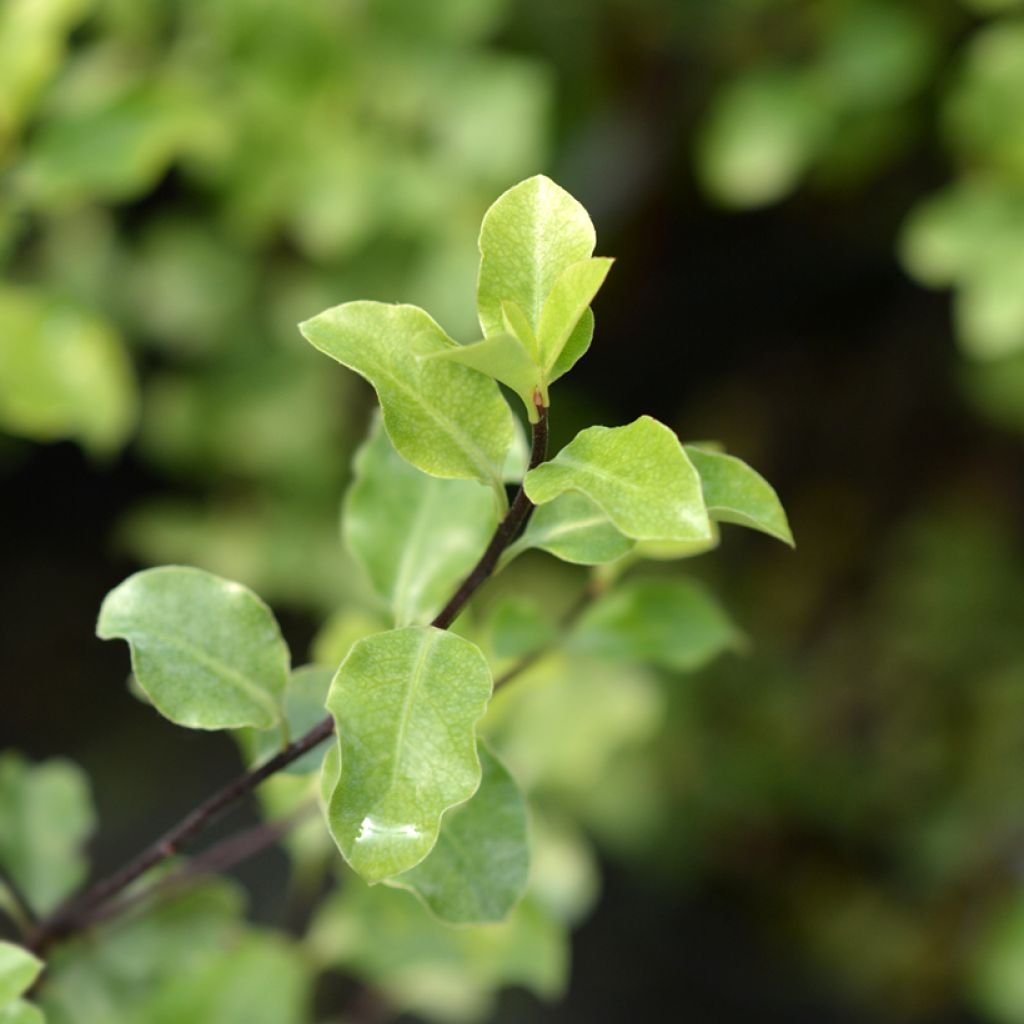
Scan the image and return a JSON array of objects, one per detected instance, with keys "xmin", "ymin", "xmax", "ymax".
[
  {"xmin": 391, "ymin": 743, "xmax": 529, "ymax": 924},
  {"xmin": 235, "ymin": 666, "xmax": 333, "ymax": 775},
  {"xmin": 0, "ymin": 285, "xmax": 136, "ymax": 456},
  {"xmin": 505, "ymin": 491, "xmax": 634, "ymax": 566},
  {"xmin": 524, "ymin": 416, "xmax": 711, "ymax": 543},
  {"xmin": 97, "ymin": 567, "xmax": 289, "ymax": 731},
  {"xmin": 685, "ymin": 445, "xmax": 793, "ymax": 545},
  {"xmin": 39, "ymin": 879, "xmax": 244, "ymax": 1024},
  {"xmin": 345, "ymin": 418, "xmax": 496, "ymax": 626},
  {"xmin": 569, "ymin": 578, "xmax": 743, "ymax": 672},
  {"xmin": 477, "ymin": 176, "xmax": 596, "ymax": 339},
  {"xmin": 548, "ymin": 307, "xmax": 594, "ymax": 384},
  {"xmin": 488, "ymin": 596, "xmax": 558, "ymax": 660},
  {"xmin": 142, "ymin": 932, "xmax": 311, "ymax": 1024},
  {"xmin": 500, "ymin": 300, "xmax": 539, "ymax": 360},
  {"xmin": 310, "ymin": 608, "xmax": 387, "ymax": 667},
  {"xmin": 0, "ymin": 943, "xmax": 42, "ymax": 1009},
  {"xmin": 308, "ymin": 885, "xmax": 567, "ymax": 1023},
  {"xmin": 323, "ymin": 627, "xmax": 492, "ymax": 883},
  {"xmin": 299, "ymin": 301, "xmax": 514, "ymax": 495},
  {"xmin": 536, "ymin": 257, "xmax": 613, "ymax": 373},
  {"xmin": 0, "ymin": 754, "xmax": 95, "ymax": 916},
  {"xmin": 425, "ymin": 333, "xmax": 542, "ymax": 419},
  {"xmin": 0, "ymin": 999, "xmax": 44, "ymax": 1024}
]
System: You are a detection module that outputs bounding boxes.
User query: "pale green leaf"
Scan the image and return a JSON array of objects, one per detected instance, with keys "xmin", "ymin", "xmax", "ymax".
[
  {"xmin": 299, "ymin": 301, "xmax": 514, "ymax": 495},
  {"xmin": 501, "ymin": 300, "xmax": 539, "ymax": 361},
  {"xmin": 548, "ymin": 307, "xmax": 594, "ymax": 384},
  {"xmin": 345, "ymin": 418, "xmax": 496, "ymax": 625},
  {"xmin": 0, "ymin": 999, "xmax": 44, "ymax": 1024},
  {"xmin": 570, "ymin": 578, "xmax": 743, "ymax": 671},
  {"xmin": 0, "ymin": 285, "xmax": 136, "ymax": 455},
  {"xmin": 536, "ymin": 257, "xmax": 613, "ymax": 373},
  {"xmin": 633, "ymin": 522, "xmax": 720, "ymax": 561},
  {"xmin": 0, "ymin": 754, "xmax": 95, "ymax": 916},
  {"xmin": 323, "ymin": 627, "xmax": 492, "ymax": 882},
  {"xmin": 308, "ymin": 884, "xmax": 566, "ymax": 1023},
  {"xmin": 425, "ymin": 333, "xmax": 541, "ymax": 419},
  {"xmin": 524, "ymin": 416, "xmax": 712, "ymax": 543},
  {"xmin": 97, "ymin": 567, "xmax": 289, "ymax": 731},
  {"xmin": 0, "ymin": 943, "xmax": 42, "ymax": 1009},
  {"xmin": 529, "ymin": 812, "xmax": 600, "ymax": 926},
  {"xmin": 685, "ymin": 445, "xmax": 793, "ymax": 545},
  {"xmin": 477, "ymin": 175, "xmax": 596, "ymax": 338},
  {"xmin": 505, "ymin": 491, "xmax": 634, "ymax": 566},
  {"xmin": 391, "ymin": 743, "xmax": 529, "ymax": 924},
  {"xmin": 236, "ymin": 666, "xmax": 333, "ymax": 775},
  {"xmin": 488, "ymin": 596, "xmax": 558, "ymax": 660}
]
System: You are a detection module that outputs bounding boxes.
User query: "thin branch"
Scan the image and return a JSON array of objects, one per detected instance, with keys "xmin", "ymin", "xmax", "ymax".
[
  {"xmin": 29, "ymin": 718, "xmax": 333, "ymax": 951},
  {"xmin": 493, "ymin": 579, "xmax": 602, "ymax": 691},
  {"xmin": 29, "ymin": 402, "xmax": 550, "ymax": 953},
  {"xmin": 0, "ymin": 864, "xmax": 37, "ymax": 933},
  {"xmin": 432, "ymin": 399, "xmax": 548, "ymax": 629},
  {"xmin": 88, "ymin": 803, "xmax": 318, "ymax": 931}
]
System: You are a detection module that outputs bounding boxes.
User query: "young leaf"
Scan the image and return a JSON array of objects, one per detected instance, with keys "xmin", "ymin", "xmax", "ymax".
[
  {"xmin": 0, "ymin": 754, "xmax": 96, "ymax": 915},
  {"xmin": 501, "ymin": 300, "xmax": 539, "ymax": 360},
  {"xmin": 97, "ymin": 566, "xmax": 289, "ymax": 731},
  {"xmin": 477, "ymin": 175, "xmax": 596, "ymax": 338},
  {"xmin": 0, "ymin": 943, "xmax": 42, "ymax": 1009},
  {"xmin": 424, "ymin": 333, "xmax": 542, "ymax": 420},
  {"xmin": 504, "ymin": 491, "xmax": 635, "ymax": 566},
  {"xmin": 236, "ymin": 666, "xmax": 334, "ymax": 775},
  {"xmin": 548, "ymin": 307, "xmax": 595, "ymax": 384},
  {"xmin": 323, "ymin": 627, "xmax": 492, "ymax": 883},
  {"xmin": 569, "ymin": 578, "xmax": 743, "ymax": 671},
  {"xmin": 536, "ymin": 257, "xmax": 613, "ymax": 373},
  {"xmin": 299, "ymin": 301, "xmax": 514, "ymax": 495},
  {"xmin": 345, "ymin": 419, "xmax": 497, "ymax": 625},
  {"xmin": 390, "ymin": 743, "xmax": 529, "ymax": 925},
  {"xmin": 686, "ymin": 445, "xmax": 794, "ymax": 546},
  {"xmin": 524, "ymin": 416, "xmax": 712, "ymax": 543}
]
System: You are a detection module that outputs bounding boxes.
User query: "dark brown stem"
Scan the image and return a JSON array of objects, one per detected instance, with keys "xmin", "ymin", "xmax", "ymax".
[
  {"xmin": 432, "ymin": 400, "xmax": 548, "ymax": 629},
  {"xmin": 29, "ymin": 719, "xmax": 334, "ymax": 951},
  {"xmin": 87, "ymin": 803, "xmax": 318, "ymax": 931},
  {"xmin": 28, "ymin": 403, "xmax": 550, "ymax": 953}
]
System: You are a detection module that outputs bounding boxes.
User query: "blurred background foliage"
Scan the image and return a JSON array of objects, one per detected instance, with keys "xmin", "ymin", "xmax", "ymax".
[{"xmin": 3, "ymin": 0, "xmax": 1024, "ymax": 1021}]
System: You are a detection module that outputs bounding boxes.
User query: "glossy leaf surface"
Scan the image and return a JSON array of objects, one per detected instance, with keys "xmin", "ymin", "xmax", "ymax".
[
  {"xmin": 0, "ymin": 753, "xmax": 95, "ymax": 915},
  {"xmin": 392, "ymin": 743, "xmax": 529, "ymax": 924},
  {"xmin": 344, "ymin": 419, "xmax": 496, "ymax": 625},
  {"xmin": 97, "ymin": 567, "xmax": 288, "ymax": 730},
  {"xmin": 477, "ymin": 175, "xmax": 596, "ymax": 338},
  {"xmin": 524, "ymin": 416, "xmax": 711, "ymax": 543},
  {"xmin": 686, "ymin": 445, "xmax": 793, "ymax": 545},
  {"xmin": 299, "ymin": 301, "xmax": 514, "ymax": 493},
  {"xmin": 505, "ymin": 491, "xmax": 634, "ymax": 566},
  {"xmin": 0, "ymin": 943, "xmax": 41, "ymax": 1009},
  {"xmin": 323, "ymin": 627, "xmax": 492, "ymax": 883},
  {"xmin": 570, "ymin": 578, "xmax": 742, "ymax": 671}
]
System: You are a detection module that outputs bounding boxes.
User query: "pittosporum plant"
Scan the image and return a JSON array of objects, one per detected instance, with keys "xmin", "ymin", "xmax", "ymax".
[{"xmin": 0, "ymin": 176, "xmax": 792, "ymax": 1023}]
